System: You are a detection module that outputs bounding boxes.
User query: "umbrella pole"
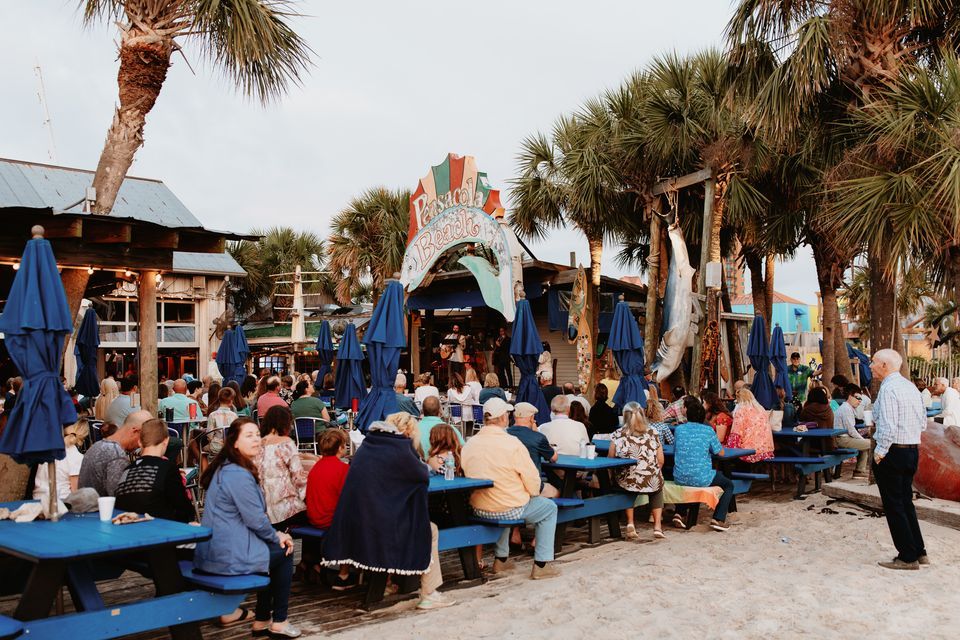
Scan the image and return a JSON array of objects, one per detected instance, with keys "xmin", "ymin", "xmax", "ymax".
[{"xmin": 47, "ymin": 462, "xmax": 59, "ymax": 521}]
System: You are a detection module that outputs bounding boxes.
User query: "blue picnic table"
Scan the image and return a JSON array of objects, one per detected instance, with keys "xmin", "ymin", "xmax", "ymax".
[
  {"xmin": 774, "ymin": 427, "xmax": 844, "ymax": 456},
  {"xmin": 0, "ymin": 501, "xmax": 218, "ymax": 640},
  {"xmin": 591, "ymin": 438, "xmax": 754, "ymax": 461},
  {"xmin": 428, "ymin": 475, "xmax": 493, "ymax": 494},
  {"xmin": 926, "ymin": 408, "xmax": 941, "ymax": 418}
]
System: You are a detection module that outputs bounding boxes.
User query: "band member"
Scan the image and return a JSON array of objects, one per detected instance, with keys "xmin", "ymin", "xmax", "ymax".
[
  {"xmin": 493, "ymin": 327, "xmax": 513, "ymax": 388},
  {"xmin": 443, "ymin": 325, "xmax": 466, "ymax": 383}
]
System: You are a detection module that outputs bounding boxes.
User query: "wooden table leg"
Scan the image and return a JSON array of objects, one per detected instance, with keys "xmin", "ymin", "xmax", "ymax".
[
  {"xmin": 15, "ymin": 561, "xmax": 66, "ymax": 621},
  {"xmin": 147, "ymin": 548, "xmax": 202, "ymax": 640}
]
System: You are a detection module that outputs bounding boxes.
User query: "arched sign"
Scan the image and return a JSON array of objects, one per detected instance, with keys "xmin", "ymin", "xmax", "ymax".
[{"xmin": 400, "ymin": 154, "xmax": 523, "ymax": 321}]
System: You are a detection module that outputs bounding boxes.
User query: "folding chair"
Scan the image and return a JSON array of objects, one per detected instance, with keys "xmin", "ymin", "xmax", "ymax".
[
  {"xmin": 294, "ymin": 417, "xmax": 322, "ymax": 455},
  {"xmin": 470, "ymin": 405, "xmax": 484, "ymax": 436}
]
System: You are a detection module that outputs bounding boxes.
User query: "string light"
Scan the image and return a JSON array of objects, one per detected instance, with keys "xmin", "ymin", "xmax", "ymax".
[
  {"xmin": 87, "ymin": 266, "xmax": 94, "ymax": 274},
  {"xmin": 12, "ymin": 262, "xmax": 19, "ymax": 271}
]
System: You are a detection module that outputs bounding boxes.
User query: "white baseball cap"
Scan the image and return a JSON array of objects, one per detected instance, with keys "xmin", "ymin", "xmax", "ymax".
[
  {"xmin": 514, "ymin": 402, "xmax": 539, "ymax": 418},
  {"xmin": 482, "ymin": 397, "xmax": 514, "ymax": 418}
]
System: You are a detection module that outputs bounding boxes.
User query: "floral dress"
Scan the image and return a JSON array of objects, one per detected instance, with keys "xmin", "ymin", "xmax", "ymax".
[
  {"xmin": 258, "ymin": 438, "xmax": 307, "ymax": 524},
  {"xmin": 724, "ymin": 405, "xmax": 774, "ymax": 463},
  {"xmin": 610, "ymin": 429, "xmax": 663, "ymax": 493}
]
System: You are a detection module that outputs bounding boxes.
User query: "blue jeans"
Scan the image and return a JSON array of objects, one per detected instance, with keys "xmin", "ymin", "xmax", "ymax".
[
  {"xmin": 495, "ymin": 497, "xmax": 558, "ymax": 562},
  {"xmin": 255, "ymin": 541, "xmax": 294, "ymax": 623}
]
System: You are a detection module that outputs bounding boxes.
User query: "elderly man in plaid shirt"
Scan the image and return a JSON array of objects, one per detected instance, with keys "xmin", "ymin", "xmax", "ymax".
[{"xmin": 869, "ymin": 349, "xmax": 928, "ymax": 570}]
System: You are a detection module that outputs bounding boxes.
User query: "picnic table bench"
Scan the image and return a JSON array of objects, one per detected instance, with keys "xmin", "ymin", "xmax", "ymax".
[
  {"xmin": 0, "ymin": 615, "xmax": 22, "ymax": 640},
  {"xmin": 0, "ymin": 501, "xmax": 258, "ymax": 640},
  {"xmin": 771, "ymin": 427, "xmax": 857, "ymax": 497},
  {"xmin": 541, "ymin": 455, "xmax": 637, "ymax": 549}
]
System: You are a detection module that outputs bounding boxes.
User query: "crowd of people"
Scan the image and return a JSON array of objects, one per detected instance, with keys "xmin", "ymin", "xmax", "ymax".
[{"xmin": 2, "ymin": 339, "xmax": 944, "ymax": 635}]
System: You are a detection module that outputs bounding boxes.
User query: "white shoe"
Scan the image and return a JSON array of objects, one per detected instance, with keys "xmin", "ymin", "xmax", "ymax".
[
  {"xmin": 417, "ymin": 591, "xmax": 456, "ymax": 610},
  {"xmin": 625, "ymin": 524, "xmax": 640, "ymax": 540}
]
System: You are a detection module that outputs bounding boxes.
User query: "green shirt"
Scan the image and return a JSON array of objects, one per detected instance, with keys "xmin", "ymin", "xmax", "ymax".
[
  {"xmin": 418, "ymin": 415, "xmax": 462, "ymax": 457},
  {"xmin": 788, "ymin": 364, "xmax": 812, "ymax": 402},
  {"xmin": 158, "ymin": 393, "xmax": 203, "ymax": 421},
  {"xmin": 290, "ymin": 395, "xmax": 329, "ymax": 420}
]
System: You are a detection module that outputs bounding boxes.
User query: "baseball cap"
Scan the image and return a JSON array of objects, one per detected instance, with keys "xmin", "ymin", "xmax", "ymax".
[
  {"xmin": 482, "ymin": 397, "xmax": 514, "ymax": 418},
  {"xmin": 514, "ymin": 402, "xmax": 538, "ymax": 418}
]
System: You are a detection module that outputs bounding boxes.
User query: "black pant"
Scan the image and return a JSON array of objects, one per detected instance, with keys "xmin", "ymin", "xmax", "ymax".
[
  {"xmin": 873, "ymin": 447, "xmax": 926, "ymax": 563},
  {"xmin": 495, "ymin": 360, "xmax": 514, "ymax": 388},
  {"xmin": 255, "ymin": 541, "xmax": 294, "ymax": 623}
]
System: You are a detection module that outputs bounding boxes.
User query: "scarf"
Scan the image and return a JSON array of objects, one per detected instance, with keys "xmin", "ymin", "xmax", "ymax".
[{"xmin": 322, "ymin": 430, "xmax": 431, "ymax": 574}]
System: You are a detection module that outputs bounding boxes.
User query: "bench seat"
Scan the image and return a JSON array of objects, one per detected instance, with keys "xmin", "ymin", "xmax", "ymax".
[
  {"xmin": 732, "ymin": 479, "xmax": 753, "ymax": 495},
  {"xmin": 767, "ymin": 456, "xmax": 827, "ymax": 464},
  {"xmin": 551, "ymin": 497, "xmax": 585, "ymax": 508},
  {"xmin": 470, "ymin": 516, "xmax": 524, "ymax": 526},
  {"xmin": 178, "ymin": 562, "xmax": 269, "ymax": 594},
  {"xmin": 437, "ymin": 525, "xmax": 504, "ymax": 551},
  {"xmin": 730, "ymin": 471, "xmax": 770, "ymax": 481},
  {"xmin": 555, "ymin": 493, "xmax": 635, "ymax": 524},
  {"xmin": 289, "ymin": 525, "xmax": 327, "ymax": 539},
  {"xmin": 833, "ymin": 448, "xmax": 858, "ymax": 455},
  {"xmin": 0, "ymin": 614, "xmax": 23, "ymax": 640}
]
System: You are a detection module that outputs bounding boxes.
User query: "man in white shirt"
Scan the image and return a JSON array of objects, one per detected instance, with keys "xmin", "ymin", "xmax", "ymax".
[
  {"xmin": 833, "ymin": 383, "xmax": 870, "ymax": 478},
  {"xmin": 562, "ymin": 383, "xmax": 591, "ymax": 413},
  {"xmin": 539, "ymin": 395, "xmax": 589, "ymax": 456},
  {"xmin": 932, "ymin": 377, "xmax": 960, "ymax": 427}
]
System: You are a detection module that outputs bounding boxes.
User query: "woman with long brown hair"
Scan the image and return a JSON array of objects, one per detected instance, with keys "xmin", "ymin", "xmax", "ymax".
[{"xmin": 195, "ymin": 418, "xmax": 300, "ymax": 637}]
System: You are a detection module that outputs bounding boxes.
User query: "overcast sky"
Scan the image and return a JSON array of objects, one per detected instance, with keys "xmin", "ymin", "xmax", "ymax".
[{"xmin": 1, "ymin": 0, "xmax": 817, "ymax": 303}]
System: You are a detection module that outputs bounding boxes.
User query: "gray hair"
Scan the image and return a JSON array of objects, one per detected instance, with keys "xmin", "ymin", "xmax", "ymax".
[
  {"xmin": 550, "ymin": 394, "xmax": 570, "ymax": 415},
  {"xmin": 394, "ymin": 373, "xmax": 407, "ymax": 389},
  {"xmin": 934, "ymin": 376, "xmax": 949, "ymax": 388},
  {"xmin": 872, "ymin": 348, "xmax": 903, "ymax": 371},
  {"xmin": 541, "ymin": 369, "xmax": 553, "ymax": 383}
]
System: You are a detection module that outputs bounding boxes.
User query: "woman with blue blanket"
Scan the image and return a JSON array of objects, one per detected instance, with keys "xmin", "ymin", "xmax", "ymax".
[{"xmin": 322, "ymin": 414, "xmax": 454, "ymax": 610}]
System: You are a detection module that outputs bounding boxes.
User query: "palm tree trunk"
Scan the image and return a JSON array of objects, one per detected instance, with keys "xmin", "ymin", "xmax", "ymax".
[
  {"xmin": 833, "ymin": 292, "xmax": 848, "ymax": 383},
  {"xmin": 867, "ymin": 245, "xmax": 898, "ymax": 352},
  {"xmin": 812, "ymin": 239, "xmax": 837, "ymax": 389},
  {"xmin": 764, "ymin": 254, "xmax": 775, "ymax": 333},
  {"xmin": 587, "ymin": 234, "xmax": 603, "ymax": 390},
  {"xmin": 745, "ymin": 250, "xmax": 768, "ymax": 327}
]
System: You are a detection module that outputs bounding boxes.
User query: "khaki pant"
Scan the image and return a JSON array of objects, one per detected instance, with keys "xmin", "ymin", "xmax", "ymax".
[
  {"xmin": 837, "ymin": 435, "xmax": 870, "ymax": 474},
  {"xmin": 421, "ymin": 522, "xmax": 443, "ymax": 595}
]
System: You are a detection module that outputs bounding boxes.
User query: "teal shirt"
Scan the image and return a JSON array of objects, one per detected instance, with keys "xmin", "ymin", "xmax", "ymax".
[
  {"xmin": 418, "ymin": 416, "xmax": 462, "ymax": 456},
  {"xmin": 290, "ymin": 395, "xmax": 329, "ymax": 420},
  {"xmin": 158, "ymin": 393, "xmax": 204, "ymax": 421}
]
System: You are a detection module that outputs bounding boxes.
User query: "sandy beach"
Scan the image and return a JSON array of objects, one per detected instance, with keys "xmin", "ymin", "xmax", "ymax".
[{"xmin": 329, "ymin": 491, "xmax": 960, "ymax": 640}]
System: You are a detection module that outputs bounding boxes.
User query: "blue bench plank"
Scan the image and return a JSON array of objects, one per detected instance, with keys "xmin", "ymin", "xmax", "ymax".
[
  {"xmin": 437, "ymin": 525, "xmax": 503, "ymax": 551},
  {"xmin": 551, "ymin": 497, "xmax": 585, "ymax": 508},
  {"xmin": 833, "ymin": 448, "xmax": 858, "ymax": 454},
  {"xmin": 732, "ymin": 479, "xmax": 753, "ymax": 495},
  {"xmin": 555, "ymin": 494, "xmax": 636, "ymax": 524},
  {"xmin": 0, "ymin": 615, "xmax": 23, "ymax": 640},
  {"xmin": 179, "ymin": 561, "xmax": 269, "ymax": 594},
  {"xmin": 18, "ymin": 591, "xmax": 243, "ymax": 640},
  {"xmin": 289, "ymin": 526, "xmax": 327, "ymax": 539},
  {"xmin": 768, "ymin": 456, "xmax": 827, "ymax": 464},
  {"xmin": 730, "ymin": 471, "xmax": 770, "ymax": 481}
]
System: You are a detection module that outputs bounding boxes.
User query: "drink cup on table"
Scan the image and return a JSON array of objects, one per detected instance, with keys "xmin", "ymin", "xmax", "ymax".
[
  {"xmin": 98, "ymin": 497, "xmax": 116, "ymax": 522},
  {"xmin": 863, "ymin": 410, "xmax": 873, "ymax": 426},
  {"xmin": 586, "ymin": 443, "xmax": 597, "ymax": 459}
]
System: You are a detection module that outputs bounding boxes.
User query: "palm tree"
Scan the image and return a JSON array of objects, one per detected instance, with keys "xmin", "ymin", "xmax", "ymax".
[
  {"xmin": 62, "ymin": 1, "xmax": 311, "ymax": 315},
  {"xmin": 327, "ymin": 187, "xmax": 410, "ymax": 305},
  {"xmin": 511, "ymin": 101, "xmax": 639, "ymax": 379},
  {"xmin": 227, "ymin": 227, "xmax": 328, "ymax": 320},
  {"xmin": 726, "ymin": 0, "xmax": 960, "ymax": 375}
]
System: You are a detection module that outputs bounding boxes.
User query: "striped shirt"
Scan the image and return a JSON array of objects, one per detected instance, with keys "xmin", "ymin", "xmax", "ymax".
[{"xmin": 874, "ymin": 372, "xmax": 926, "ymax": 458}]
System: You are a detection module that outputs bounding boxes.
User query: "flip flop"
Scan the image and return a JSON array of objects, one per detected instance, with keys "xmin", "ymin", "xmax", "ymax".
[{"xmin": 217, "ymin": 606, "xmax": 254, "ymax": 627}]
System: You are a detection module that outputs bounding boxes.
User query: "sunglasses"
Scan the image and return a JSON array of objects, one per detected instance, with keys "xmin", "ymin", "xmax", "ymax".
[{"xmin": 853, "ymin": 395, "xmax": 862, "ymax": 401}]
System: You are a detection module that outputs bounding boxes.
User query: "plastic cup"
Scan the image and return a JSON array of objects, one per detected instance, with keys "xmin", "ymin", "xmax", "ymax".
[
  {"xmin": 863, "ymin": 410, "xmax": 874, "ymax": 426},
  {"xmin": 98, "ymin": 497, "xmax": 116, "ymax": 522},
  {"xmin": 586, "ymin": 444, "xmax": 597, "ymax": 459}
]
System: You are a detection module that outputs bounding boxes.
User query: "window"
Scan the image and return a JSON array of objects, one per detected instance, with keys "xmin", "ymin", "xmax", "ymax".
[{"xmin": 90, "ymin": 298, "xmax": 199, "ymax": 346}]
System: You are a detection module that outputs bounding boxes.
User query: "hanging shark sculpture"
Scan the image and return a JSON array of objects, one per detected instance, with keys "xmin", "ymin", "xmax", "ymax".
[{"xmin": 651, "ymin": 223, "xmax": 700, "ymax": 382}]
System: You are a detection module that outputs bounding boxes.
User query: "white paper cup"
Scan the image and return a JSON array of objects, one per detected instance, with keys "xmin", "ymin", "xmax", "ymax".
[
  {"xmin": 586, "ymin": 444, "xmax": 597, "ymax": 459},
  {"xmin": 98, "ymin": 497, "xmax": 116, "ymax": 522},
  {"xmin": 863, "ymin": 410, "xmax": 874, "ymax": 427}
]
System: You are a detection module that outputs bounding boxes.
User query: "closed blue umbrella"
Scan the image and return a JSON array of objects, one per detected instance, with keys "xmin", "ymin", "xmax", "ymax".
[
  {"xmin": 234, "ymin": 324, "xmax": 251, "ymax": 383},
  {"xmin": 357, "ymin": 280, "xmax": 406, "ymax": 431},
  {"xmin": 0, "ymin": 229, "xmax": 78, "ymax": 519},
  {"xmin": 316, "ymin": 320, "xmax": 335, "ymax": 385},
  {"xmin": 511, "ymin": 298, "xmax": 550, "ymax": 424},
  {"xmin": 770, "ymin": 324, "xmax": 791, "ymax": 403},
  {"xmin": 216, "ymin": 328, "xmax": 242, "ymax": 386},
  {"xmin": 334, "ymin": 322, "xmax": 367, "ymax": 411},
  {"xmin": 747, "ymin": 315, "xmax": 776, "ymax": 409},
  {"xmin": 608, "ymin": 300, "xmax": 647, "ymax": 408},
  {"xmin": 74, "ymin": 307, "xmax": 100, "ymax": 398}
]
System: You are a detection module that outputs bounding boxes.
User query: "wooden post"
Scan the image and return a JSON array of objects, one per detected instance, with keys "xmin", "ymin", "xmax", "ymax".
[
  {"xmin": 139, "ymin": 270, "xmax": 159, "ymax": 416},
  {"xmin": 410, "ymin": 311, "xmax": 421, "ymax": 378},
  {"xmin": 644, "ymin": 210, "xmax": 662, "ymax": 365},
  {"xmin": 690, "ymin": 176, "xmax": 715, "ymax": 392}
]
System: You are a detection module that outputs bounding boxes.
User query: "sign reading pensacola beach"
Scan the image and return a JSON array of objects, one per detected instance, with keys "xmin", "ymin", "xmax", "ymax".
[{"xmin": 400, "ymin": 154, "xmax": 524, "ymax": 321}]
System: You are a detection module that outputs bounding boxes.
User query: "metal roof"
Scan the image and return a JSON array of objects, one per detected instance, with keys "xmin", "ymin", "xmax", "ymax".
[
  {"xmin": 172, "ymin": 251, "xmax": 247, "ymax": 277},
  {"xmin": 0, "ymin": 158, "xmax": 203, "ymax": 228}
]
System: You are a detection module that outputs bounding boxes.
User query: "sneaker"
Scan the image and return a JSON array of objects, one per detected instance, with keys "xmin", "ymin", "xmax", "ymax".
[
  {"xmin": 530, "ymin": 563, "xmax": 561, "ymax": 580},
  {"xmin": 918, "ymin": 555, "xmax": 931, "ymax": 566},
  {"xmin": 878, "ymin": 559, "xmax": 919, "ymax": 571},
  {"xmin": 709, "ymin": 519, "xmax": 730, "ymax": 532},
  {"xmin": 492, "ymin": 558, "xmax": 515, "ymax": 574},
  {"xmin": 330, "ymin": 573, "xmax": 357, "ymax": 591},
  {"xmin": 625, "ymin": 524, "xmax": 640, "ymax": 540},
  {"xmin": 417, "ymin": 591, "xmax": 456, "ymax": 610}
]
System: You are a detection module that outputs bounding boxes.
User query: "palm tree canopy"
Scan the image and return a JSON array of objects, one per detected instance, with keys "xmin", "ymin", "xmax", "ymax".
[
  {"xmin": 81, "ymin": 0, "xmax": 311, "ymax": 102},
  {"xmin": 327, "ymin": 187, "xmax": 410, "ymax": 305}
]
